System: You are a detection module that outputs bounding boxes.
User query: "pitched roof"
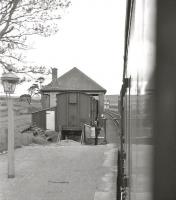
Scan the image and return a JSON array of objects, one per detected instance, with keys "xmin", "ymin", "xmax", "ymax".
[{"xmin": 41, "ymin": 67, "xmax": 106, "ymax": 93}]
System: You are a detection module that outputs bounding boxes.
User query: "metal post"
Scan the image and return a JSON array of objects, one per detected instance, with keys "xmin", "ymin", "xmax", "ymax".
[
  {"xmin": 7, "ymin": 96, "xmax": 15, "ymax": 178},
  {"xmin": 102, "ymin": 118, "xmax": 107, "ymax": 144}
]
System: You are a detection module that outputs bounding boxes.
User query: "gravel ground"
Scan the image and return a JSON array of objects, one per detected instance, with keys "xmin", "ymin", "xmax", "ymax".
[{"xmin": 0, "ymin": 141, "xmax": 117, "ymax": 200}]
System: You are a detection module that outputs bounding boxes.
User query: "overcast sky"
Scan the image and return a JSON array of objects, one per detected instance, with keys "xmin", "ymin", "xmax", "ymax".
[{"xmin": 6, "ymin": 0, "xmax": 127, "ymax": 96}]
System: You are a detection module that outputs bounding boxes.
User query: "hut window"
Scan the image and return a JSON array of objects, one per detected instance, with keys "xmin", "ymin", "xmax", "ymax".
[{"xmin": 69, "ymin": 93, "xmax": 77, "ymax": 104}]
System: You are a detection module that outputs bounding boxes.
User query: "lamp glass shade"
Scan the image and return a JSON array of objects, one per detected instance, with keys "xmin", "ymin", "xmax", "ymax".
[
  {"xmin": 2, "ymin": 80, "xmax": 17, "ymax": 94},
  {"xmin": 1, "ymin": 71, "xmax": 19, "ymax": 94}
]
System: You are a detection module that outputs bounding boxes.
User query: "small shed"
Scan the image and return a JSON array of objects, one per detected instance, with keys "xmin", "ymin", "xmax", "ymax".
[
  {"xmin": 32, "ymin": 107, "xmax": 56, "ymax": 131},
  {"xmin": 41, "ymin": 67, "xmax": 106, "ymax": 116},
  {"xmin": 32, "ymin": 67, "xmax": 106, "ymax": 132}
]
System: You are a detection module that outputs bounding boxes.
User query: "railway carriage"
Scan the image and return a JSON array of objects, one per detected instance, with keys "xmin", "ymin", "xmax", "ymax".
[
  {"xmin": 118, "ymin": 0, "xmax": 176, "ymax": 199},
  {"xmin": 117, "ymin": 0, "xmax": 155, "ymax": 199},
  {"xmin": 55, "ymin": 92, "xmax": 99, "ymax": 137}
]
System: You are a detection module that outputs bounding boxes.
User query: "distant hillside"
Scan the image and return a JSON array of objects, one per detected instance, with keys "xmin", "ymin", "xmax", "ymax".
[
  {"xmin": 0, "ymin": 96, "xmax": 42, "ymax": 152},
  {"xmin": 0, "ymin": 96, "xmax": 42, "ymax": 113},
  {"xmin": 0, "ymin": 96, "xmax": 42, "ymax": 129}
]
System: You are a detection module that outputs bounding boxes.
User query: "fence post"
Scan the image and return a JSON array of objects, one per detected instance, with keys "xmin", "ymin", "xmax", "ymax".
[
  {"xmin": 57, "ymin": 125, "xmax": 62, "ymax": 143},
  {"xmin": 81, "ymin": 126, "xmax": 83, "ymax": 144},
  {"xmin": 80, "ymin": 124, "xmax": 85, "ymax": 144}
]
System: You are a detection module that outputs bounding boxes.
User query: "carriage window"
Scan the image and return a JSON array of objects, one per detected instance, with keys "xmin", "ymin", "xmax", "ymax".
[{"xmin": 69, "ymin": 93, "xmax": 77, "ymax": 103}]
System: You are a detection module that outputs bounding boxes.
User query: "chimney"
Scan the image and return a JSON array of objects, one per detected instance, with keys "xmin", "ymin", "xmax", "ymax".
[{"xmin": 52, "ymin": 68, "xmax": 58, "ymax": 81}]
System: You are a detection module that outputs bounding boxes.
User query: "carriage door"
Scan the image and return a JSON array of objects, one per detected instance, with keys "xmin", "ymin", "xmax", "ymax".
[{"xmin": 68, "ymin": 93, "xmax": 78, "ymax": 127}]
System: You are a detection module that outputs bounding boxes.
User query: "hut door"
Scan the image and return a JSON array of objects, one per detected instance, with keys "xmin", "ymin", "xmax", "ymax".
[
  {"xmin": 41, "ymin": 94, "xmax": 50, "ymax": 109},
  {"xmin": 79, "ymin": 93, "xmax": 91, "ymax": 125}
]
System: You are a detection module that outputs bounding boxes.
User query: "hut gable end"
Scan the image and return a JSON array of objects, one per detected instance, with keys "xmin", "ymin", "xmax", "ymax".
[{"xmin": 41, "ymin": 67, "xmax": 106, "ymax": 93}]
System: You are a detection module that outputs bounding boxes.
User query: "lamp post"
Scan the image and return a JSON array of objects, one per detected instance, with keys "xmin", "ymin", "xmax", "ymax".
[{"xmin": 1, "ymin": 70, "xmax": 19, "ymax": 178}]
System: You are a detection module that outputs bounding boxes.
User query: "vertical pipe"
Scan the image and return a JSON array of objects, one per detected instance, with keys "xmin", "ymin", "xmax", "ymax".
[
  {"xmin": 127, "ymin": 81, "xmax": 131, "ymax": 200},
  {"xmin": 8, "ymin": 97, "xmax": 15, "ymax": 178},
  {"xmin": 77, "ymin": 93, "xmax": 80, "ymax": 127},
  {"xmin": 104, "ymin": 118, "xmax": 107, "ymax": 144}
]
